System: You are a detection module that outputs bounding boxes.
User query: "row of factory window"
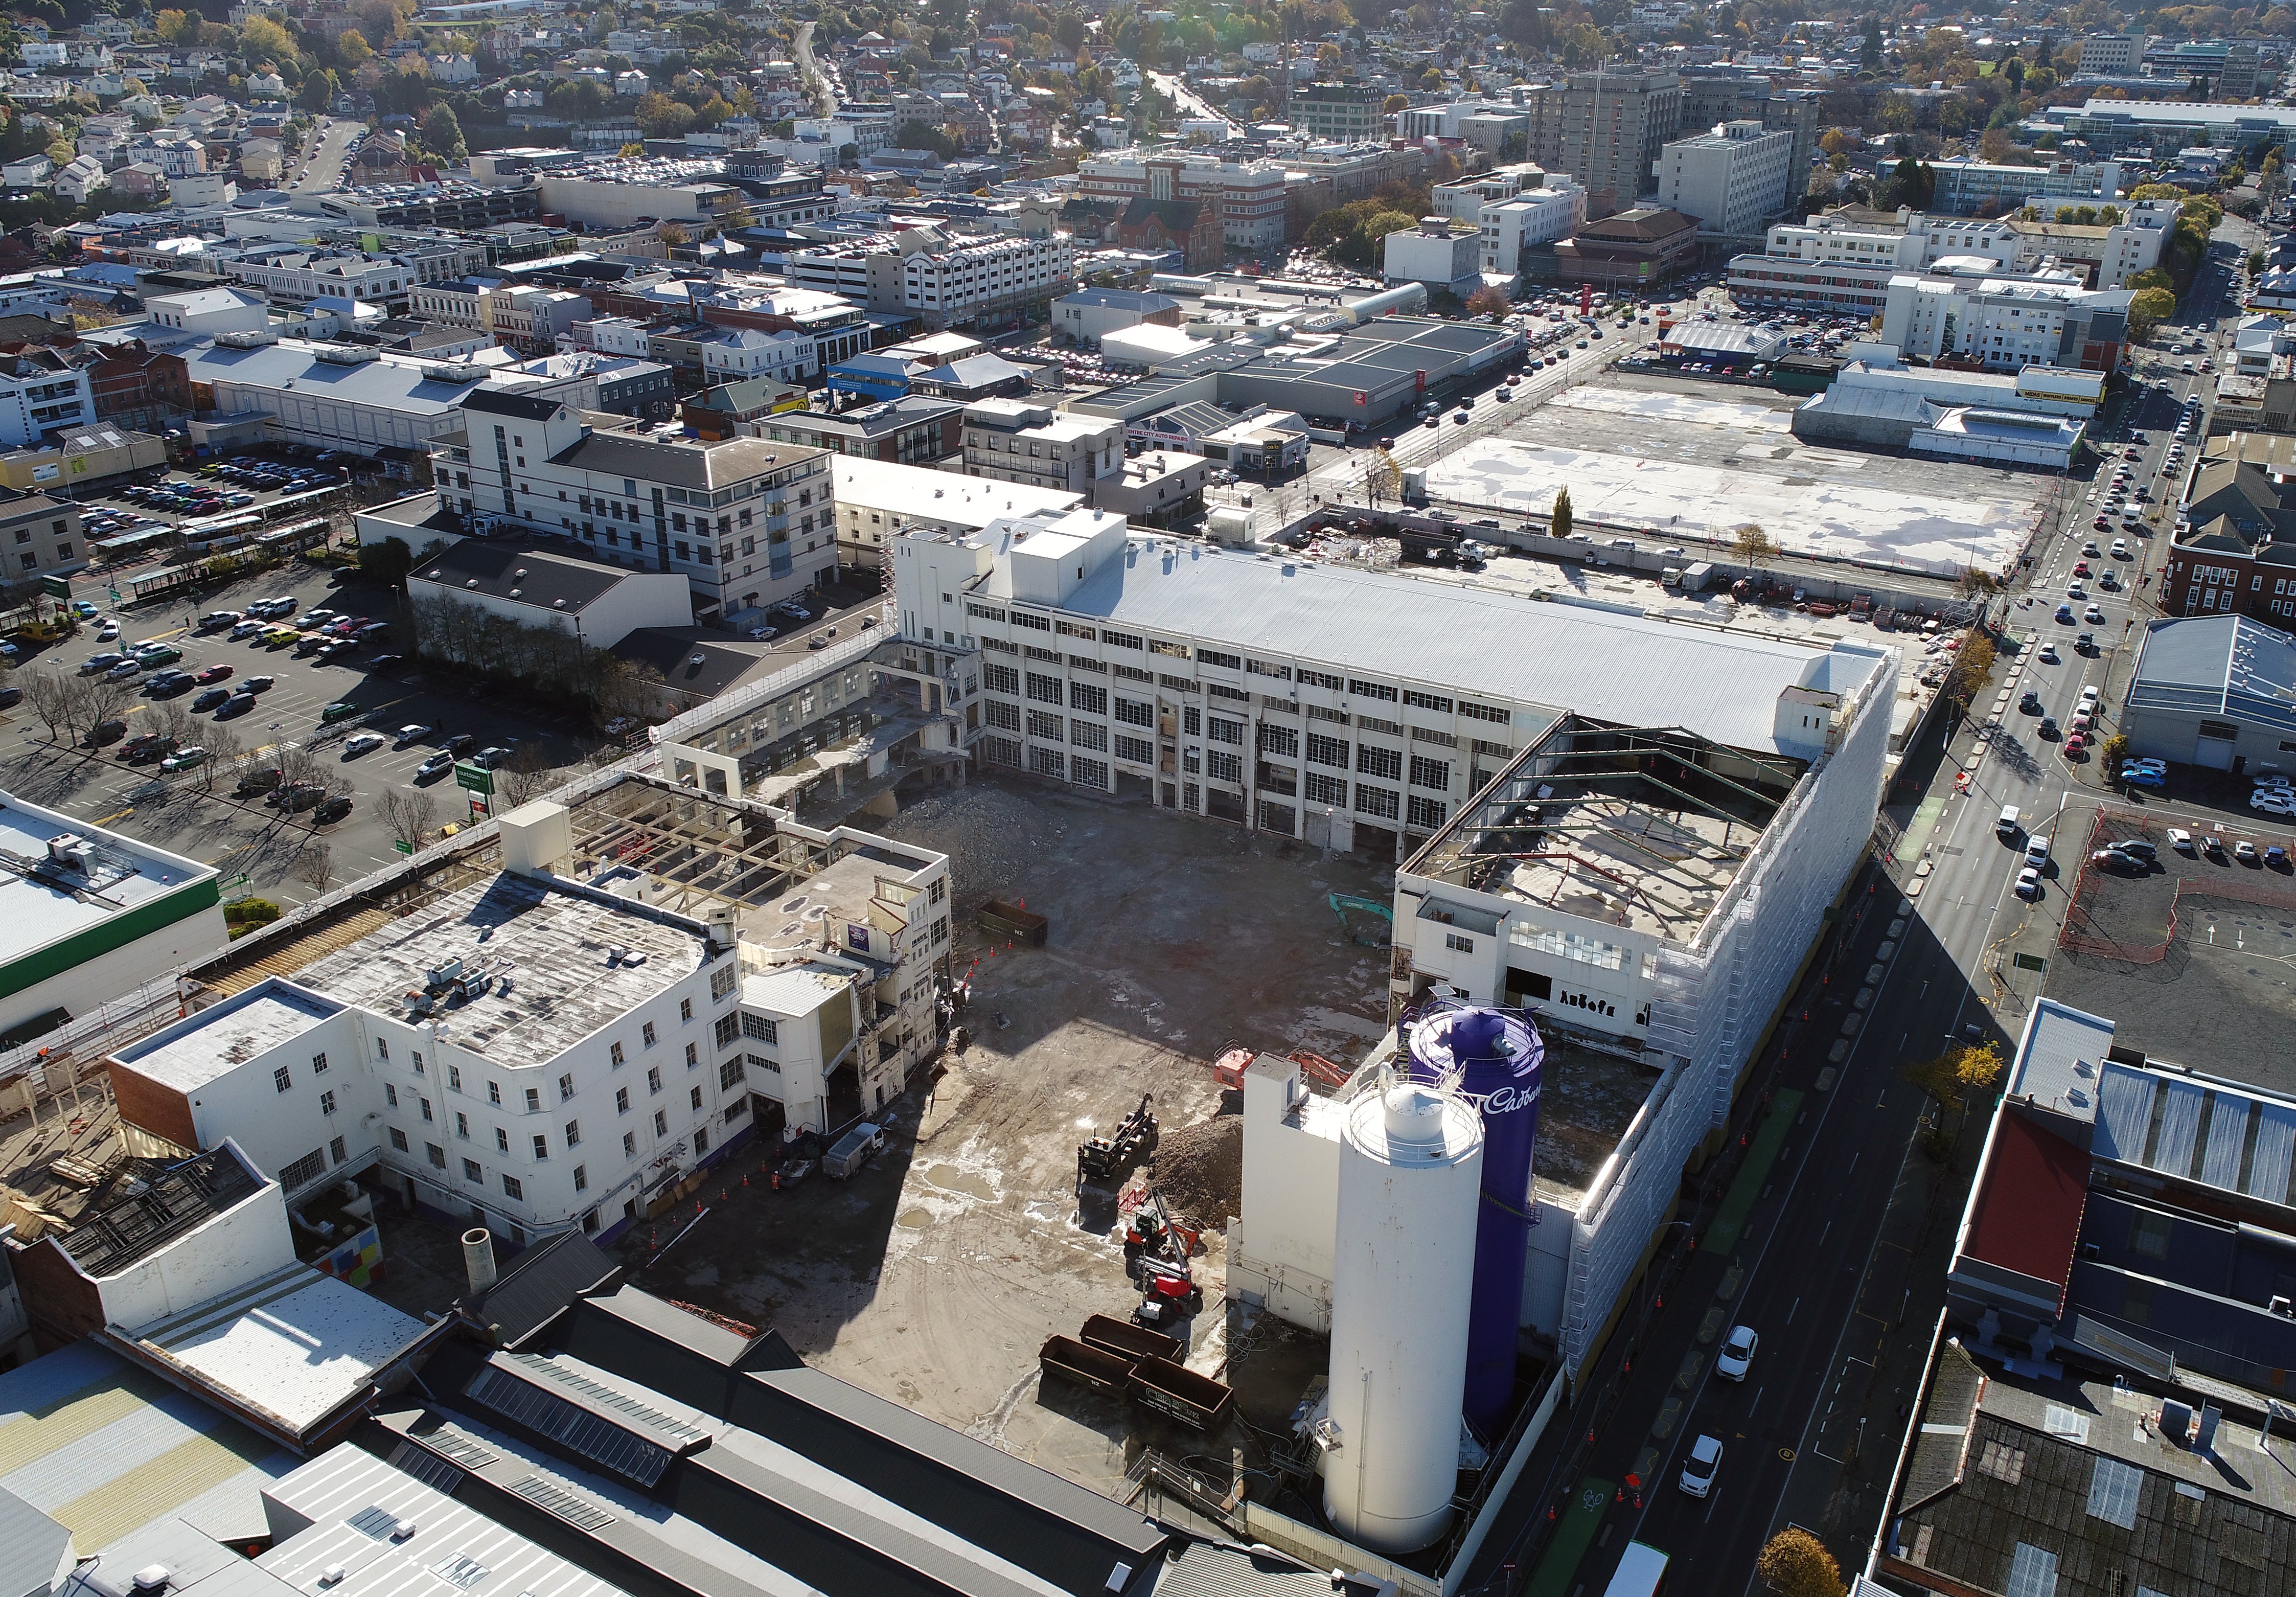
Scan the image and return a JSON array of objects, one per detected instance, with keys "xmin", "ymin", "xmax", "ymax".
[
  {"xmin": 380, "ymin": 1096, "xmax": 749, "ymax": 1206},
  {"xmin": 983, "ymin": 693, "xmax": 1465, "ymax": 790}
]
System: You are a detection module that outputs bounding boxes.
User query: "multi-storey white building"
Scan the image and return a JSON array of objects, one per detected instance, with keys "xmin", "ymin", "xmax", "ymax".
[
  {"xmin": 699, "ymin": 325, "xmax": 817, "ymax": 385},
  {"xmin": 0, "ymin": 349, "xmax": 95, "ymax": 447},
  {"xmin": 1880, "ymin": 270, "xmax": 2136, "ymax": 373},
  {"xmin": 1728, "ymin": 212, "xmax": 2030, "ymax": 314},
  {"xmin": 104, "ymin": 796, "xmax": 951, "ymax": 1245},
  {"xmin": 1480, "ymin": 182, "xmax": 1588, "ymax": 276},
  {"xmin": 1433, "ymin": 162, "xmax": 1562, "ymax": 221},
  {"xmin": 896, "ymin": 232, "xmax": 1076, "ymax": 327},
  {"xmin": 1657, "ymin": 120, "xmax": 1794, "ymax": 237},
  {"xmin": 219, "ymin": 249, "xmax": 415, "ymax": 308},
  {"xmin": 1076, "ymin": 151, "xmax": 1288, "ymax": 248},
  {"xmin": 428, "ymin": 390, "xmax": 837, "ymax": 618},
  {"xmin": 960, "ymin": 399, "xmax": 1120, "ymax": 495},
  {"xmin": 894, "ymin": 507, "xmax": 1891, "ymax": 856}
]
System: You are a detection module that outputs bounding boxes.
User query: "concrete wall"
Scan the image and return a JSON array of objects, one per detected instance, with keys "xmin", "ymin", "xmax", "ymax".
[
  {"xmin": 95, "ymin": 1144, "xmax": 294, "ymax": 1330},
  {"xmin": 1230, "ymin": 1054, "xmax": 1344, "ymax": 1332},
  {"xmin": 407, "ymin": 568, "xmax": 693, "ymax": 653},
  {"xmin": 185, "ymin": 1011, "xmax": 368, "ymax": 1196},
  {"xmin": 0, "ymin": 888, "xmax": 228, "ymax": 1043}
]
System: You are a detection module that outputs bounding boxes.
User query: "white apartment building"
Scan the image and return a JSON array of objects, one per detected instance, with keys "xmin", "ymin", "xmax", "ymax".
[
  {"xmin": 0, "ymin": 351, "xmax": 95, "ymax": 447},
  {"xmin": 104, "ymin": 797, "xmax": 951, "ymax": 1244},
  {"xmin": 893, "ymin": 507, "xmax": 1889, "ymax": 856},
  {"xmin": 1432, "ymin": 162, "xmax": 1559, "ymax": 222},
  {"xmin": 1658, "ymin": 120, "xmax": 1794, "ymax": 237},
  {"xmin": 2016, "ymin": 196, "xmax": 2178, "ymax": 290},
  {"xmin": 1384, "ymin": 219, "xmax": 1483, "ymax": 292},
  {"xmin": 1880, "ymin": 270, "xmax": 2136, "ymax": 372},
  {"xmin": 960, "ymin": 400, "xmax": 1119, "ymax": 495},
  {"xmin": 573, "ymin": 315, "xmax": 653, "ymax": 358},
  {"xmin": 146, "ymin": 286, "xmax": 269, "ymax": 336},
  {"xmin": 430, "ymin": 390, "xmax": 837, "ymax": 617},
  {"xmin": 219, "ymin": 249, "xmax": 414, "ymax": 307},
  {"xmin": 700, "ymin": 325, "xmax": 817, "ymax": 385},
  {"xmin": 1727, "ymin": 212, "xmax": 2026, "ymax": 314},
  {"xmin": 1076, "ymin": 151, "xmax": 1288, "ymax": 248},
  {"xmin": 1480, "ymin": 184, "xmax": 1588, "ymax": 276},
  {"xmin": 488, "ymin": 285, "xmax": 592, "ymax": 354},
  {"xmin": 897, "ymin": 233, "xmax": 1076, "ymax": 327}
]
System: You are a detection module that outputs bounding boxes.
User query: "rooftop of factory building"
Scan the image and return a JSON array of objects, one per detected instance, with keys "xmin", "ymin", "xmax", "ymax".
[
  {"xmin": 953, "ymin": 527, "xmax": 1881, "ymax": 758},
  {"xmin": 109, "ymin": 980, "xmax": 341, "ymax": 1094},
  {"xmin": 1405, "ymin": 715, "xmax": 1806, "ymax": 945},
  {"xmin": 832, "ymin": 454, "xmax": 1081, "ymax": 527},
  {"xmin": 0, "ymin": 790, "xmax": 217, "ymax": 968},
  {"xmin": 291, "ymin": 870, "xmax": 707, "ymax": 1059}
]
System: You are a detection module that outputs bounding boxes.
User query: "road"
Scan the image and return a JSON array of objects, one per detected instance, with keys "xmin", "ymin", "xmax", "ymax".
[
  {"xmin": 292, "ymin": 119, "xmax": 360, "ymax": 196},
  {"xmin": 1490, "ymin": 237, "xmax": 2256, "ymax": 1594},
  {"xmin": 1147, "ymin": 71, "xmax": 1225, "ymax": 128}
]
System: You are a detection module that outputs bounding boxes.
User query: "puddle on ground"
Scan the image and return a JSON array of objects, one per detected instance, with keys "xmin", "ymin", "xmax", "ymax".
[
  {"xmin": 896, "ymin": 1207, "xmax": 933, "ymax": 1229},
  {"xmin": 923, "ymin": 1163, "xmax": 997, "ymax": 1201}
]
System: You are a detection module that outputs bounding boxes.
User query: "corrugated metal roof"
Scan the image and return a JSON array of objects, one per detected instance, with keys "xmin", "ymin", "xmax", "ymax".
[
  {"xmin": 0, "ymin": 1484, "xmax": 72, "ymax": 1597},
  {"xmin": 2094, "ymin": 1060, "xmax": 2296, "ymax": 1205},
  {"xmin": 0, "ymin": 1341, "xmax": 292, "ymax": 1558}
]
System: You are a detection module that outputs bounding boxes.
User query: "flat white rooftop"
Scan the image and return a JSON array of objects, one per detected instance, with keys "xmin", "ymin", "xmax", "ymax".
[
  {"xmin": 832, "ymin": 455, "xmax": 1081, "ymax": 529},
  {"xmin": 295, "ymin": 873, "xmax": 705, "ymax": 1060},
  {"xmin": 0, "ymin": 791, "xmax": 216, "ymax": 965},
  {"xmin": 1427, "ymin": 387, "xmax": 2040, "ymax": 576},
  {"xmin": 129, "ymin": 1263, "xmax": 424, "ymax": 1432},
  {"xmin": 980, "ymin": 534, "xmax": 1882, "ymax": 756},
  {"xmin": 113, "ymin": 982, "xmax": 340, "ymax": 1093}
]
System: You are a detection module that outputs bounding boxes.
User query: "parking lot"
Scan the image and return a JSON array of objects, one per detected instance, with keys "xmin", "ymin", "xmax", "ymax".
[
  {"xmin": 75, "ymin": 448, "xmax": 354, "ymax": 576},
  {"xmin": 0, "ymin": 558, "xmax": 612, "ymax": 900}
]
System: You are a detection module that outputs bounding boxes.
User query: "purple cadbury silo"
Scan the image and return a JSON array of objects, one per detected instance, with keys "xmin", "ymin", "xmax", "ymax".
[{"xmin": 1408, "ymin": 1005, "xmax": 1544, "ymax": 1439}]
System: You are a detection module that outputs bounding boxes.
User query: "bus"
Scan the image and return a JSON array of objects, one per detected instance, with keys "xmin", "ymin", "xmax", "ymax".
[{"xmin": 1602, "ymin": 1542, "xmax": 1668, "ymax": 1597}]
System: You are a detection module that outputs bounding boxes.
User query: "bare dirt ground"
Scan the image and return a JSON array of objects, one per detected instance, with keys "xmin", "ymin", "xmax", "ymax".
[{"xmin": 626, "ymin": 779, "xmax": 1395, "ymax": 1492}]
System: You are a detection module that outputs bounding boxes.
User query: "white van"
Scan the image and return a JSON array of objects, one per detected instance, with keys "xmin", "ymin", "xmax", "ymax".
[{"xmin": 1997, "ymin": 804, "xmax": 2022, "ymax": 837}]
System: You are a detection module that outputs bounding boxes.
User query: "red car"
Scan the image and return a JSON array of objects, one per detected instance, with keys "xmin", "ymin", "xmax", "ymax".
[
  {"xmin": 2093, "ymin": 516, "xmax": 2111, "ymax": 530},
  {"xmin": 328, "ymin": 616, "xmax": 370, "ymax": 637},
  {"xmin": 195, "ymin": 663, "xmax": 233, "ymax": 683},
  {"xmin": 2073, "ymin": 561, "xmax": 2092, "ymax": 577},
  {"xmin": 2064, "ymin": 733, "xmax": 2087, "ymax": 758}
]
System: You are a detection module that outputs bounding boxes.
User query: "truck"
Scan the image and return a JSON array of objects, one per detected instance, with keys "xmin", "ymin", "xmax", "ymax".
[
  {"xmin": 1680, "ymin": 561, "xmax": 1715, "ymax": 594},
  {"xmin": 823, "ymin": 1122, "xmax": 885, "ymax": 1179}
]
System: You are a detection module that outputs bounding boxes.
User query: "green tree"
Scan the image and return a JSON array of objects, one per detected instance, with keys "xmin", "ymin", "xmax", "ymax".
[
  {"xmin": 238, "ymin": 16, "xmax": 295, "ymax": 63},
  {"xmin": 336, "ymin": 30, "xmax": 371, "ymax": 67},
  {"xmin": 155, "ymin": 8, "xmax": 201, "ymax": 44},
  {"xmin": 297, "ymin": 67, "xmax": 338, "ymax": 111},
  {"xmin": 1859, "ymin": 13, "xmax": 1884, "ymax": 73},
  {"xmin": 358, "ymin": 535, "xmax": 413, "ymax": 587},
  {"xmin": 422, "ymin": 103, "xmax": 465, "ymax": 159},
  {"xmin": 1551, "ymin": 487, "xmax": 1572, "ymax": 540},
  {"xmin": 2129, "ymin": 285, "xmax": 2178, "ymax": 339}
]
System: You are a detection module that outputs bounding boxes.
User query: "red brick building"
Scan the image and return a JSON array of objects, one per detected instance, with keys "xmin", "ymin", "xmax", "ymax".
[{"xmin": 1116, "ymin": 196, "xmax": 1220, "ymax": 272}]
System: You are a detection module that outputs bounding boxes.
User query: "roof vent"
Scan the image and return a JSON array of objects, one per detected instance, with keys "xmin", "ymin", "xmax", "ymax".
[
  {"xmin": 320, "ymin": 1566, "xmax": 347, "ymax": 1587},
  {"xmin": 391, "ymin": 1518, "xmax": 418, "ymax": 1540},
  {"xmin": 131, "ymin": 1568, "xmax": 172, "ymax": 1596}
]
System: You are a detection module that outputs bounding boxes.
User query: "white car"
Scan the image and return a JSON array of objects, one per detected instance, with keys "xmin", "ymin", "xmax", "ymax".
[
  {"xmin": 342, "ymin": 732, "xmax": 385, "ymax": 756},
  {"xmin": 2017, "ymin": 866, "xmax": 2044, "ymax": 899},
  {"xmin": 2252, "ymin": 791, "xmax": 2296, "ymax": 814},
  {"xmin": 1716, "ymin": 1325, "xmax": 1758, "ymax": 1380},
  {"xmin": 2169, "ymin": 828, "xmax": 2195, "ymax": 853},
  {"xmin": 2026, "ymin": 835, "xmax": 2051, "ymax": 866},
  {"xmin": 1679, "ymin": 1434, "xmax": 1722, "ymax": 1498}
]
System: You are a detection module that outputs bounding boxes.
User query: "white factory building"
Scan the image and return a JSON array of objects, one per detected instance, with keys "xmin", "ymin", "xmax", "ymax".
[
  {"xmin": 893, "ymin": 508, "xmax": 1895, "ymax": 1400},
  {"xmin": 105, "ymin": 794, "xmax": 951, "ymax": 1243}
]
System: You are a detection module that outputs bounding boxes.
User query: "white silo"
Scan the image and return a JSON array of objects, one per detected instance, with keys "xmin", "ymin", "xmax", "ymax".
[{"xmin": 1322, "ymin": 1075, "xmax": 1485, "ymax": 1554}]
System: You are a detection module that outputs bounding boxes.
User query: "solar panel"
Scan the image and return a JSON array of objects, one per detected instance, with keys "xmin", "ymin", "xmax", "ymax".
[
  {"xmin": 390, "ymin": 1445, "xmax": 466, "ymax": 1495},
  {"xmin": 347, "ymin": 1505, "xmax": 400, "ymax": 1539},
  {"xmin": 465, "ymin": 1363, "xmax": 678, "ymax": 1486},
  {"xmin": 501, "ymin": 1353, "xmax": 708, "ymax": 1445},
  {"xmin": 2005, "ymin": 1543, "xmax": 2059, "ymax": 1597},
  {"xmin": 422, "ymin": 1427, "xmax": 500, "ymax": 1469},
  {"xmin": 2086, "ymin": 1456, "xmax": 2143, "ymax": 1530},
  {"xmin": 510, "ymin": 1474, "xmax": 617, "ymax": 1532}
]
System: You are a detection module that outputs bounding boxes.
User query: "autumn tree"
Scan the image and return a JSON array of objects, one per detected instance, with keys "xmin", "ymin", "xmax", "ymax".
[
  {"xmin": 336, "ymin": 30, "xmax": 372, "ymax": 67},
  {"xmin": 1904, "ymin": 1040, "xmax": 2005, "ymax": 1120},
  {"xmin": 1733, "ymin": 522, "xmax": 1775, "ymax": 566},
  {"xmin": 1757, "ymin": 1528, "xmax": 1845, "ymax": 1597},
  {"xmin": 156, "ymin": 9, "xmax": 203, "ymax": 44},
  {"xmin": 1465, "ymin": 283, "xmax": 1513, "ymax": 318}
]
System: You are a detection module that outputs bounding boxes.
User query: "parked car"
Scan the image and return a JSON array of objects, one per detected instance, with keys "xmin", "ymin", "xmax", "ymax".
[
  {"xmin": 343, "ymin": 732, "xmax": 386, "ymax": 756},
  {"xmin": 191, "ymin": 688, "xmax": 231, "ymax": 712},
  {"xmin": 158, "ymin": 746, "xmax": 206, "ymax": 773},
  {"xmin": 394, "ymin": 723, "xmax": 433, "ymax": 745},
  {"xmin": 319, "ymin": 700, "xmax": 362, "ymax": 724},
  {"xmin": 2016, "ymin": 866, "xmax": 2043, "ymax": 899},
  {"xmin": 414, "ymin": 751, "xmax": 454, "ymax": 780}
]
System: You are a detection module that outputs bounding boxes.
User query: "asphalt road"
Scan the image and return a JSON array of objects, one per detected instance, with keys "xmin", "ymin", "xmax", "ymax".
[
  {"xmin": 1498, "ymin": 239, "xmax": 2257, "ymax": 1593},
  {"xmin": 292, "ymin": 119, "xmax": 361, "ymax": 195}
]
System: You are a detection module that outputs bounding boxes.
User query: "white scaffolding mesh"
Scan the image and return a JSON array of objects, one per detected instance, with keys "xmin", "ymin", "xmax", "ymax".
[{"xmin": 1556, "ymin": 649, "xmax": 1892, "ymax": 1383}]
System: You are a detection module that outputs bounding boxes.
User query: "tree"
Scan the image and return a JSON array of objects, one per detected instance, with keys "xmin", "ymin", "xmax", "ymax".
[
  {"xmin": 238, "ymin": 17, "xmax": 295, "ymax": 63},
  {"xmin": 1551, "ymin": 487, "xmax": 1573, "ymax": 540},
  {"xmin": 298, "ymin": 67, "xmax": 339, "ymax": 112},
  {"xmin": 1945, "ymin": 632, "xmax": 1996, "ymax": 706},
  {"xmin": 1465, "ymin": 284, "xmax": 1512, "ymax": 318},
  {"xmin": 1903, "ymin": 1040, "xmax": 2005, "ymax": 1117},
  {"xmin": 1365, "ymin": 450, "xmax": 1402, "ymax": 504},
  {"xmin": 295, "ymin": 841, "xmax": 334, "ymax": 896},
  {"xmin": 359, "ymin": 535, "xmax": 413, "ymax": 587},
  {"xmin": 1383, "ymin": 93, "xmax": 1409, "ymax": 114},
  {"xmin": 1859, "ymin": 13, "xmax": 1885, "ymax": 74},
  {"xmin": 1757, "ymin": 1528, "xmax": 1845, "ymax": 1597},
  {"xmin": 422, "ymin": 104, "xmax": 466, "ymax": 161},
  {"xmin": 378, "ymin": 787, "xmax": 438, "ymax": 852},
  {"xmin": 497, "ymin": 741, "xmax": 558, "ymax": 808},
  {"xmin": 156, "ymin": 9, "xmax": 202, "ymax": 44},
  {"xmin": 20, "ymin": 671, "xmax": 72, "ymax": 740},
  {"xmin": 336, "ymin": 29, "xmax": 371, "ymax": 67},
  {"xmin": 1733, "ymin": 522, "xmax": 1775, "ymax": 566},
  {"xmin": 2129, "ymin": 286, "xmax": 2178, "ymax": 340}
]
